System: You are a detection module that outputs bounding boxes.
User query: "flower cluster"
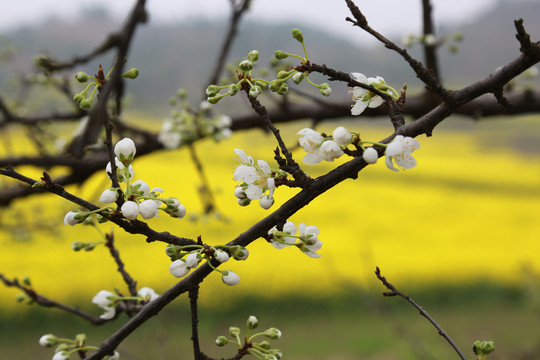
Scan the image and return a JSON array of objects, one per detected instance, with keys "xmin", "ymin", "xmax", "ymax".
[
  {"xmin": 297, "ymin": 126, "xmax": 420, "ymax": 171},
  {"xmin": 63, "ymin": 138, "xmax": 187, "ymax": 228},
  {"xmin": 205, "ymin": 29, "xmax": 331, "ymax": 105},
  {"xmin": 92, "ymin": 287, "xmax": 159, "ymax": 320},
  {"xmin": 233, "ymin": 149, "xmax": 288, "ymax": 210},
  {"xmin": 269, "ymin": 221, "xmax": 323, "ymax": 258},
  {"xmin": 158, "ymin": 90, "xmax": 232, "ymax": 149},
  {"xmin": 166, "ymin": 243, "xmax": 248, "ymax": 286},
  {"xmin": 349, "ymin": 72, "xmax": 399, "ymax": 116},
  {"xmin": 39, "ymin": 333, "xmax": 119, "ymax": 360},
  {"xmin": 73, "ymin": 62, "xmax": 139, "ymax": 110},
  {"xmin": 216, "ymin": 315, "xmax": 282, "ymax": 360}
]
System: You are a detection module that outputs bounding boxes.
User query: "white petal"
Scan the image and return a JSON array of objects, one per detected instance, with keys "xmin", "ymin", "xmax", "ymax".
[
  {"xmin": 302, "ymin": 152, "xmax": 323, "ymax": 165},
  {"xmin": 351, "ymin": 99, "xmax": 369, "ymax": 116},
  {"xmin": 368, "ymin": 96, "xmax": 384, "ymax": 108},
  {"xmin": 394, "ymin": 154, "xmax": 417, "ymax": 169},
  {"xmin": 245, "ymin": 184, "xmax": 263, "ymax": 200},
  {"xmin": 351, "ymin": 72, "xmax": 367, "ymax": 82},
  {"xmin": 257, "ymin": 160, "xmax": 271, "ymax": 175},
  {"xmin": 233, "ymin": 165, "xmax": 258, "ymax": 184},
  {"xmin": 385, "ymin": 155, "xmax": 399, "ymax": 172}
]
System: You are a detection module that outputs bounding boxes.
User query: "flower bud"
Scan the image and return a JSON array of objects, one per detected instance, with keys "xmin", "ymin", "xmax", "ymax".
[
  {"xmin": 274, "ymin": 50, "xmax": 289, "ymax": 60},
  {"xmin": 264, "ymin": 328, "xmax": 282, "ymax": 340},
  {"xmin": 231, "ymin": 246, "xmax": 249, "ymax": 260},
  {"xmin": 292, "ymin": 72, "xmax": 304, "ymax": 84},
  {"xmin": 214, "ymin": 249, "xmax": 230, "ymax": 263},
  {"xmin": 277, "ymin": 71, "xmax": 289, "ymax": 79},
  {"xmin": 291, "ymin": 28, "xmax": 304, "ymax": 43},
  {"xmin": 229, "ymin": 326, "xmax": 241, "ymax": 336},
  {"xmin": 362, "ymin": 147, "xmax": 378, "ymax": 164},
  {"xmin": 276, "ymin": 83, "xmax": 288, "ymax": 95},
  {"xmin": 248, "ymin": 50, "xmax": 259, "ymax": 62},
  {"xmin": 228, "ymin": 84, "xmax": 239, "ymax": 96},
  {"xmin": 238, "ymin": 60, "xmax": 253, "ymax": 72},
  {"xmin": 73, "ymin": 93, "xmax": 85, "ymax": 103},
  {"xmin": 72, "ymin": 241, "xmax": 84, "ymax": 251},
  {"xmin": 99, "ymin": 188, "xmax": 119, "ymax": 204},
  {"xmin": 79, "ymin": 99, "xmax": 92, "ymax": 110},
  {"xmin": 121, "ymin": 68, "xmax": 139, "ymax": 79},
  {"xmin": 75, "ymin": 71, "xmax": 89, "ymax": 83},
  {"xmin": 249, "ymin": 85, "xmax": 262, "ymax": 98},
  {"xmin": 185, "ymin": 252, "xmax": 201, "ymax": 268},
  {"xmin": 332, "ymin": 126, "xmax": 352, "ymax": 146},
  {"xmin": 206, "ymin": 85, "xmax": 219, "ymax": 97},
  {"xmin": 222, "ymin": 271, "xmax": 240, "ymax": 286},
  {"xmin": 259, "ymin": 195, "xmax": 274, "ymax": 210},
  {"xmin": 247, "ymin": 315, "xmax": 259, "ymax": 329},
  {"xmin": 237, "ymin": 198, "xmax": 251, "ymax": 207},
  {"xmin": 114, "ymin": 138, "xmax": 136, "ymax": 164},
  {"xmin": 319, "ymin": 83, "xmax": 332, "ymax": 97},
  {"xmin": 39, "ymin": 334, "xmax": 58, "ymax": 347},
  {"xmin": 121, "ymin": 201, "xmax": 139, "ymax": 220},
  {"xmin": 215, "ymin": 336, "xmax": 228, "ymax": 347},
  {"xmin": 169, "ymin": 259, "xmax": 189, "ymax": 278}
]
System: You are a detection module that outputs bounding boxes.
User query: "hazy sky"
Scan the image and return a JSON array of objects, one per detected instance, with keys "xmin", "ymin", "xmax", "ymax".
[{"xmin": 1, "ymin": 0, "xmax": 499, "ymax": 42}]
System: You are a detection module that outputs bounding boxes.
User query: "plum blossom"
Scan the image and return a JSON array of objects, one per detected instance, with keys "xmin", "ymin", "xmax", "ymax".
[
  {"xmin": 106, "ymin": 158, "xmax": 134, "ymax": 182},
  {"xmin": 385, "ymin": 135, "xmax": 420, "ymax": 171},
  {"xmin": 350, "ymin": 73, "xmax": 394, "ymax": 116},
  {"xmin": 99, "ymin": 188, "xmax": 119, "ymax": 203},
  {"xmin": 319, "ymin": 140, "xmax": 344, "ymax": 162},
  {"xmin": 296, "ymin": 223, "xmax": 323, "ymax": 258},
  {"xmin": 92, "ymin": 290, "xmax": 117, "ymax": 320},
  {"xmin": 269, "ymin": 221, "xmax": 297, "ymax": 249},
  {"xmin": 332, "ymin": 126, "xmax": 352, "ymax": 146},
  {"xmin": 185, "ymin": 252, "xmax": 201, "ymax": 268},
  {"xmin": 233, "ymin": 149, "xmax": 276, "ymax": 208},
  {"xmin": 297, "ymin": 128, "xmax": 324, "ymax": 165},
  {"xmin": 64, "ymin": 210, "xmax": 83, "ymax": 226}
]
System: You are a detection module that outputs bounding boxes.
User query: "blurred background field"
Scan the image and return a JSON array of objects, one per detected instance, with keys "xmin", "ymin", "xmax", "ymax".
[{"xmin": 1, "ymin": 114, "xmax": 540, "ymax": 359}]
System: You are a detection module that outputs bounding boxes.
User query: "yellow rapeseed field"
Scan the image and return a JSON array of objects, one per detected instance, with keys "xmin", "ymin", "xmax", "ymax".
[{"xmin": 1, "ymin": 116, "xmax": 539, "ymax": 310}]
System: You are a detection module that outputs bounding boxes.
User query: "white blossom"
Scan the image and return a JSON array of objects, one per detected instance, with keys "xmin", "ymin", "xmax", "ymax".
[
  {"xmin": 319, "ymin": 140, "xmax": 344, "ymax": 162},
  {"xmin": 222, "ymin": 271, "xmax": 240, "ymax": 286},
  {"xmin": 169, "ymin": 259, "xmax": 190, "ymax": 278},
  {"xmin": 114, "ymin": 138, "xmax": 136, "ymax": 163},
  {"xmin": 233, "ymin": 149, "xmax": 275, "ymax": 203},
  {"xmin": 270, "ymin": 221, "xmax": 297, "ymax": 249},
  {"xmin": 297, "ymin": 128, "xmax": 324, "ymax": 165},
  {"xmin": 139, "ymin": 200, "xmax": 160, "ymax": 219},
  {"xmin": 297, "ymin": 223, "xmax": 323, "ymax": 258},
  {"xmin": 92, "ymin": 290, "xmax": 116, "ymax": 319},
  {"xmin": 171, "ymin": 204, "xmax": 187, "ymax": 219},
  {"xmin": 106, "ymin": 158, "xmax": 134, "ymax": 182},
  {"xmin": 121, "ymin": 201, "xmax": 139, "ymax": 220},
  {"xmin": 385, "ymin": 135, "xmax": 420, "ymax": 172},
  {"xmin": 350, "ymin": 73, "xmax": 388, "ymax": 116},
  {"xmin": 137, "ymin": 287, "xmax": 159, "ymax": 302},
  {"xmin": 259, "ymin": 195, "xmax": 275, "ymax": 210},
  {"xmin": 362, "ymin": 147, "xmax": 379, "ymax": 164},
  {"xmin": 332, "ymin": 126, "xmax": 352, "ymax": 146}
]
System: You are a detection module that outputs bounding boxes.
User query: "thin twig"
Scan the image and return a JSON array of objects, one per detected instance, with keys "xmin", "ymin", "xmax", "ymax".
[
  {"xmin": 0, "ymin": 273, "xmax": 105, "ymax": 325},
  {"xmin": 374, "ymin": 267, "xmax": 468, "ymax": 360},
  {"xmin": 105, "ymin": 231, "xmax": 138, "ymax": 296},
  {"xmin": 189, "ymin": 286, "xmax": 202, "ymax": 360}
]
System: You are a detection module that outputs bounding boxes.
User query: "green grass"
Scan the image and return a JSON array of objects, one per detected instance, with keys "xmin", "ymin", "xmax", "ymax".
[{"xmin": 1, "ymin": 283, "xmax": 538, "ymax": 360}]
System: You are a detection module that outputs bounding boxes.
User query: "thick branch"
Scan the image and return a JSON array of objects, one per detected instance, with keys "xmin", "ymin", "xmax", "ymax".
[{"xmin": 421, "ymin": 0, "xmax": 440, "ymax": 81}]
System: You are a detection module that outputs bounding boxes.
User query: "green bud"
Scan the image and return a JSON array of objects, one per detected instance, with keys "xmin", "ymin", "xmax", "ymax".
[
  {"xmin": 75, "ymin": 333, "xmax": 87, "ymax": 347},
  {"xmin": 22, "ymin": 276, "xmax": 31, "ymax": 286},
  {"xmin": 228, "ymin": 84, "xmax": 239, "ymax": 96},
  {"xmin": 75, "ymin": 71, "xmax": 89, "ymax": 83},
  {"xmin": 73, "ymin": 93, "xmax": 85, "ymax": 104},
  {"xmin": 169, "ymin": 97, "xmax": 177, "ymax": 105},
  {"xmin": 473, "ymin": 340, "xmax": 495, "ymax": 357},
  {"xmin": 231, "ymin": 246, "xmax": 249, "ymax": 260},
  {"xmin": 215, "ymin": 336, "xmax": 228, "ymax": 347},
  {"xmin": 254, "ymin": 80, "xmax": 267, "ymax": 90},
  {"xmin": 274, "ymin": 50, "xmax": 288, "ymax": 60},
  {"xmin": 453, "ymin": 32, "xmax": 463, "ymax": 42},
  {"xmin": 72, "ymin": 241, "xmax": 84, "ymax": 251},
  {"xmin": 31, "ymin": 182, "xmax": 45, "ymax": 189},
  {"xmin": 264, "ymin": 328, "xmax": 282, "ymax": 340},
  {"xmin": 229, "ymin": 326, "xmax": 241, "ymax": 337},
  {"xmin": 97, "ymin": 214, "xmax": 109, "ymax": 223},
  {"xmin": 84, "ymin": 243, "xmax": 96, "ymax": 251},
  {"xmin": 33, "ymin": 54, "xmax": 50, "ymax": 69},
  {"xmin": 248, "ymin": 50, "xmax": 259, "ymax": 62},
  {"xmin": 206, "ymin": 85, "xmax": 219, "ymax": 97},
  {"xmin": 15, "ymin": 293, "xmax": 27, "ymax": 303},
  {"xmin": 277, "ymin": 71, "xmax": 289, "ymax": 79},
  {"xmin": 276, "ymin": 83, "xmax": 288, "ymax": 95},
  {"xmin": 258, "ymin": 340, "xmax": 270, "ymax": 349},
  {"xmin": 121, "ymin": 68, "xmax": 139, "ymax": 79},
  {"xmin": 177, "ymin": 88, "xmax": 187, "ymax": 99},
  {"xmin": 237, "ymin": 198, "xmax": 251, "ymax": 207},
  {"xmin": 292, "ymin": 72, "xmax": 304, "ymax": 84},
  {"xmin": 207, "ymin": 96, "xmax": 221, "ymax": 104},
  {"xmin": 292, "ymin": 28, "xmax": 304, "ymax": 43},
  {"xmin": 79, "ymin": 99, "xmax": 92, "ymax": 110},
  {"xmin": 269, "ymin": 80, "xmax": 283, "ymax": 92},
  {"xmin": 238, "ymin": 60, "xmax": 253, "ymax": 72}
]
